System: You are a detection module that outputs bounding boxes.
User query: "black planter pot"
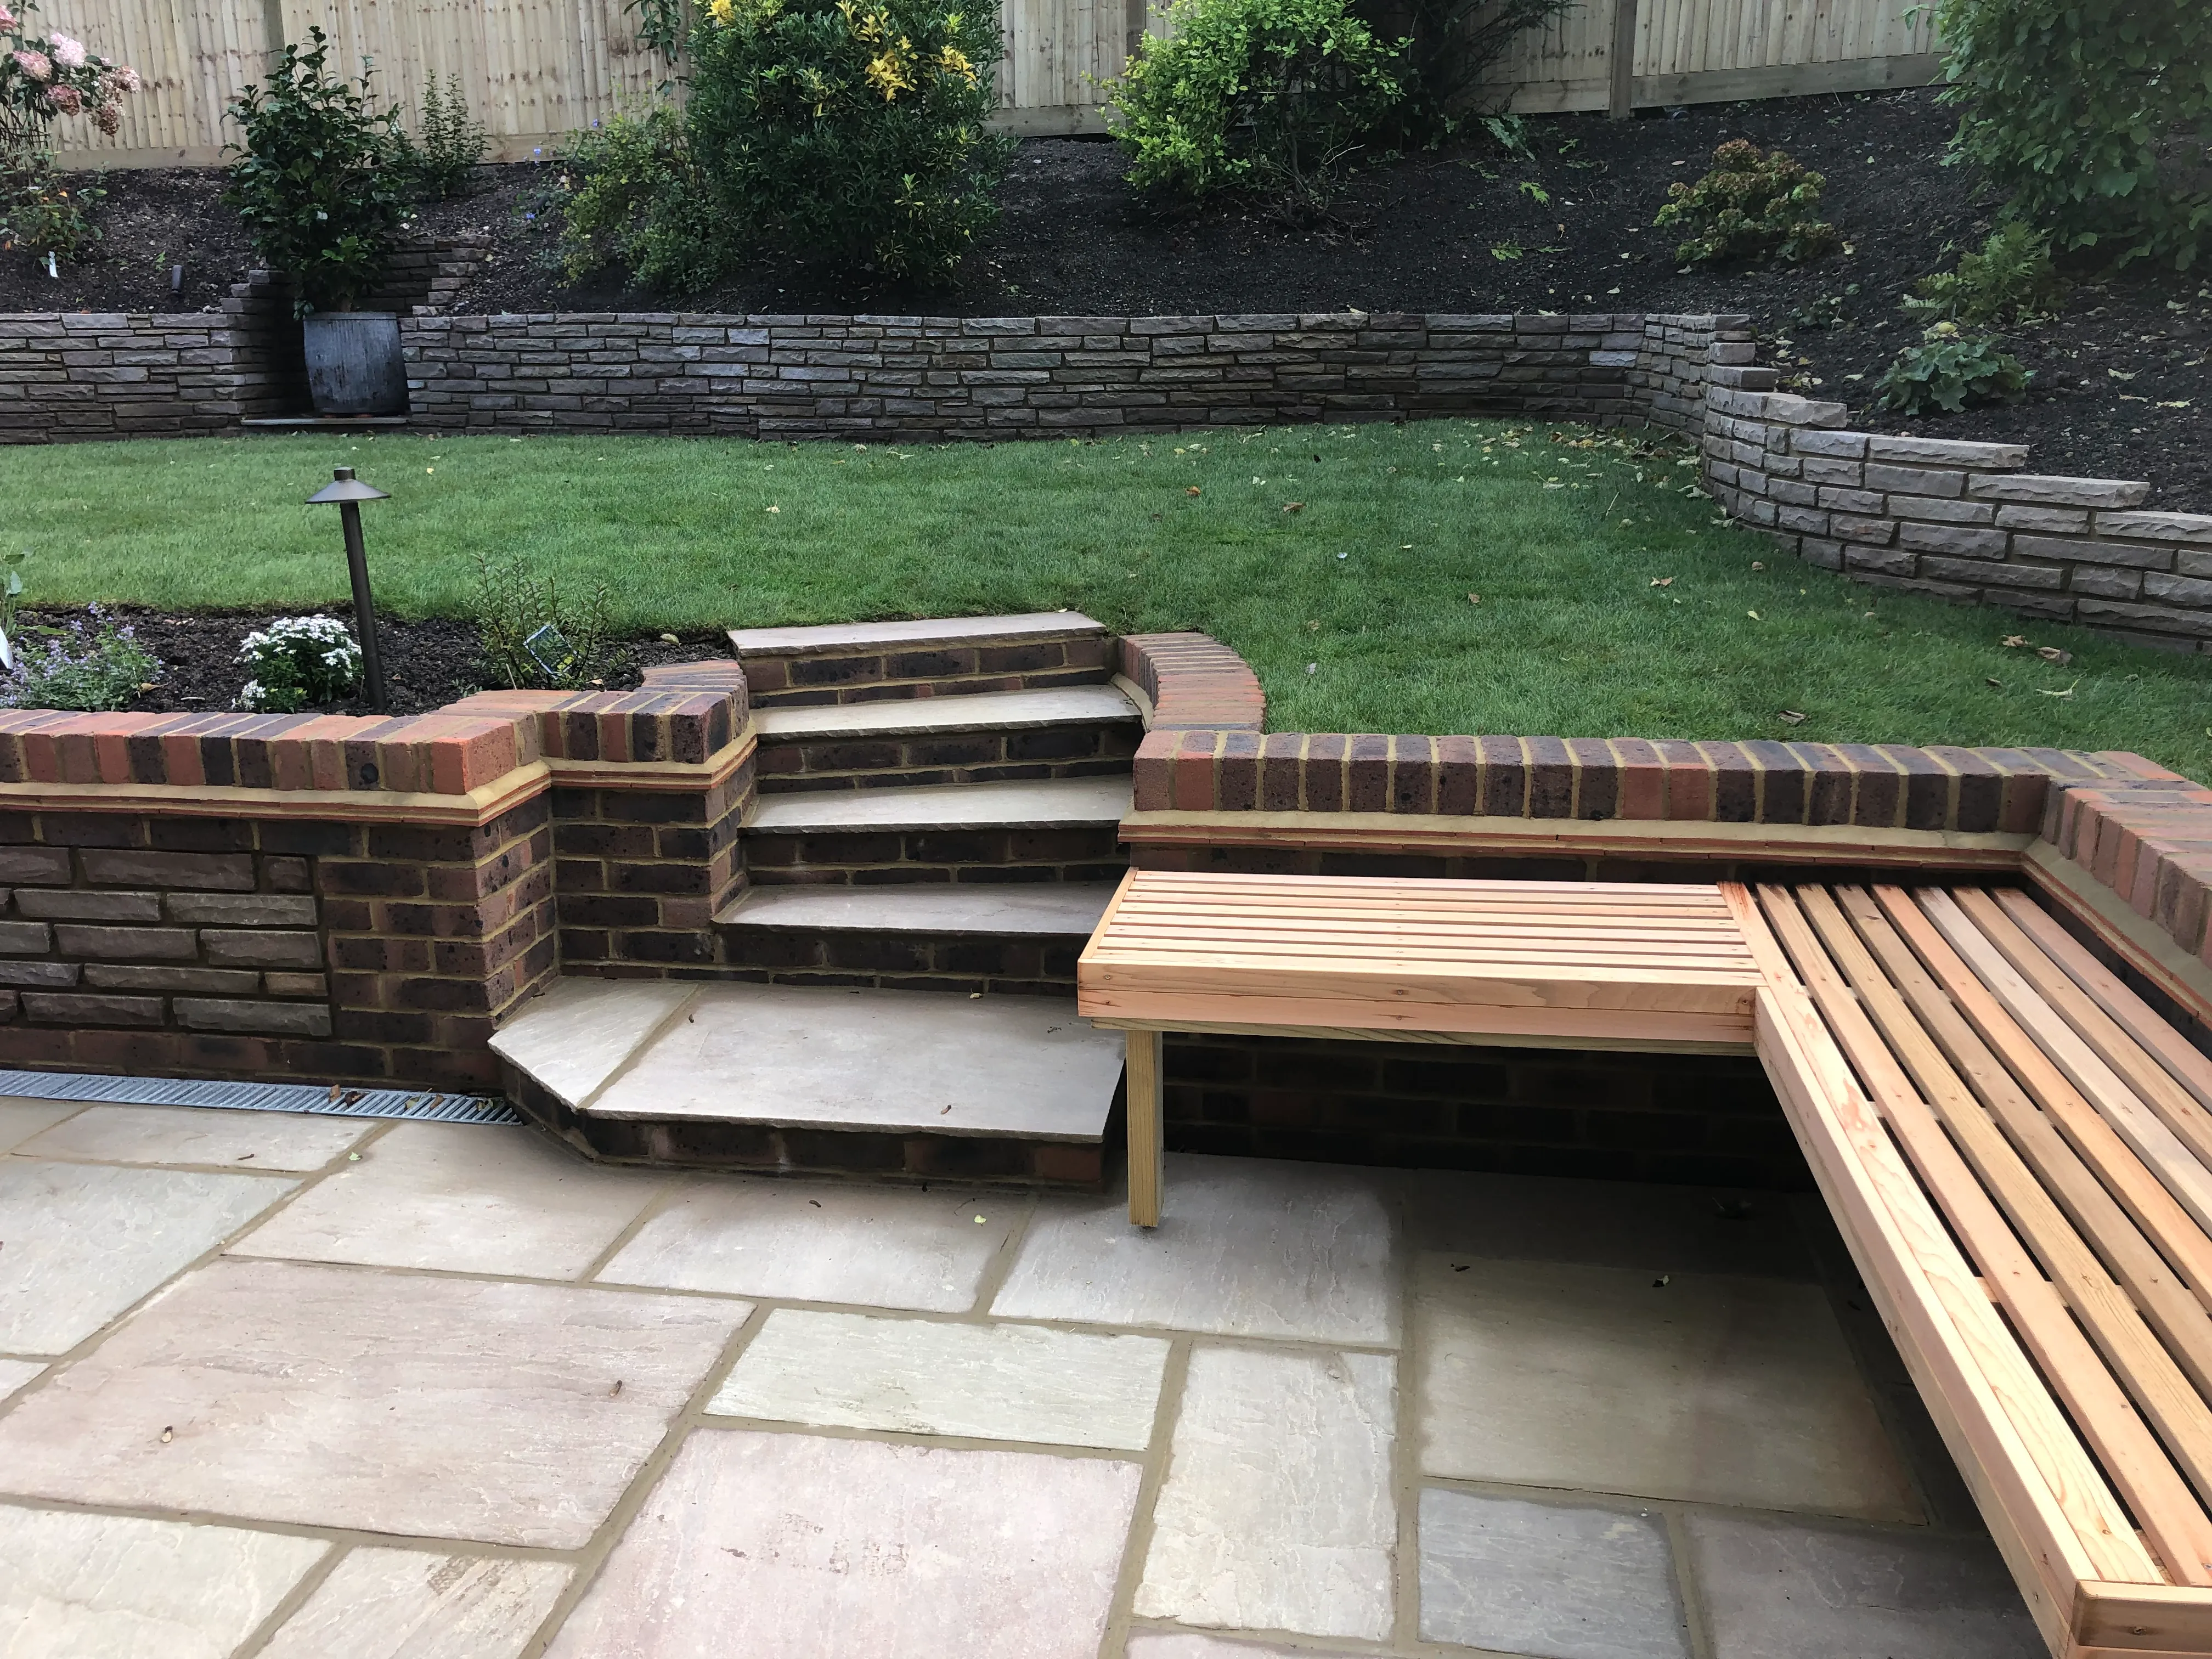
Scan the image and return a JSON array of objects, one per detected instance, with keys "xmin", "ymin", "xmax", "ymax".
[{"xmin": 302, "ymin": 311, "xmax": 408, "ymax": 416}]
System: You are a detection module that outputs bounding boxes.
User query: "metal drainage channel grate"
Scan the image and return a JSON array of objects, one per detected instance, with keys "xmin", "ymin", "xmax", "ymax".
[{"xmin": 0, "ymin": 1069, "xmax": 520, "ymax": 1125}]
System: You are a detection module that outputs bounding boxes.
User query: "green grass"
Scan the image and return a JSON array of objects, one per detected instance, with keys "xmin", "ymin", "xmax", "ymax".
[{"xmin": 7, "ymin": 420, "xmax": 2208, "ymax": 777}]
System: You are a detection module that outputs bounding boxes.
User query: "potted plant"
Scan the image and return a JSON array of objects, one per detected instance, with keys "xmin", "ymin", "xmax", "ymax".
[{"xmin": 223, "ymin": 29, "xmax": 411, "ymax": 416}]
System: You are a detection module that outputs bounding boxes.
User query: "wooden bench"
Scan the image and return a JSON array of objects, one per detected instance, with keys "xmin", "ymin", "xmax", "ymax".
[{"xmin": 1079, "ymin": 867, "xmax": 2212, "ymax": 1658}]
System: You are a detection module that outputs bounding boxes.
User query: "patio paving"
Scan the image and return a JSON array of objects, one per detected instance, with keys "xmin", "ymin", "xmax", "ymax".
[{"xmin": 0, "ymin": 1098, "xmax": 2042, "ymax": 1657}]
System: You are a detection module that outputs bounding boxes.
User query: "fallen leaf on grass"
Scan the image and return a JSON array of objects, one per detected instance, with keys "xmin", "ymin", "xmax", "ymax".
[
  {"xmin": 1650, "ymin": 577, "xmax": 1673, "ymax": 587},
  {"xmin": 1283, "ymin": 501, "xmax": 1305, "ymax": 514},
  {"xmin": 1751, "ymin": 561, "xmax": 1765, "ymax": 571},
  {"xmin": 2001, "ymin": 634, "xmax": 2029, "ymax": 648},
  {"xmin": 1987, "ymin": 678, "xmax": 2004, "ymax": 689},
  {"xmin": 2038, "ymin": 646, "xmax": 2072, "ymax": 665},
  {"xmin": 1468, "ymin": 593, "xmax": 1481, "ymax": 605},
  {"xmin": 1187, "ymin": 486, "xmax": 1201, "ymax": 496},
  {"xmin": 1747, "ymin": 610, "xmax": 1761, "ymax": 620},
  {"xmin": 1779, "ymin": 709, "xmax": 1807, "ymax": 725}
]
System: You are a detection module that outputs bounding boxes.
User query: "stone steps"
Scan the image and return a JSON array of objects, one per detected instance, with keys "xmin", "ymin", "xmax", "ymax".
[
  {"xmin": 732, "ymin": 611, "xmax": 1112, "ymax": 708},
  {"xmin": 714, "ymin": 881, "xmax": 1120, "ymax": 993},
  {"xmin": 742, "ymin": 776, "xmax": 1131, "ymax": 887},
  {"xmin": 492, "ymin": 977, "xmax": 1124, "ymax": 1187},
  {"xmin": 755, "ymin": 685, "xmax": 1143, "ymax": 794}
]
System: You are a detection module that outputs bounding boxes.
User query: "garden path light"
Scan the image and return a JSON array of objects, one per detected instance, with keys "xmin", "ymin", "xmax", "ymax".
[{"xmin": 306, "ymin": 465, "xmax": 391, "ymax": 713}]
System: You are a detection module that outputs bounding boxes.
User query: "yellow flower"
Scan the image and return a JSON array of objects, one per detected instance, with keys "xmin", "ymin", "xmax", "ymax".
[
  {"xmin": 708, "ymin": 0, "xmax": 734, "ymax": 21},
  {"xmin": 865, "ymin": 49, "xmax": 912, "ymax": 98},
  {"xmin": 936, "ymin": 43, "xmax": 975, "ymax": 80}
]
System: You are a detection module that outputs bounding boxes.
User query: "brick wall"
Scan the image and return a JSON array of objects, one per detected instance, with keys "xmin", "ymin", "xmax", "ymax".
[
  {"xmin": 1166, "ymin": 1033, "xmax": 1807, "ymax": 1190},
  {"xmin": 1700, "ymin": 381, "xmax": 2212, "ymax": 654}
]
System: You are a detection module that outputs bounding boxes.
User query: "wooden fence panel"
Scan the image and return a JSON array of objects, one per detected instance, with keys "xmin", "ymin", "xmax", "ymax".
[{"xmin": 49, "ymin": 0, "xmax": 1941, "ymax": 163}]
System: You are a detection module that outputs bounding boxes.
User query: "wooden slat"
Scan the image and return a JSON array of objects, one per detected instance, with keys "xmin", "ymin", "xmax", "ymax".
[
  {"xmin": 1753, "ymin": 980, "xmax": 2145, "ymax": 1639},
  {"xmin": 1996, "ymin": 889, "xmax": 2212, "ymax": 1119},
  {"xmin": 2077, "ymin": 1581, "xmax": 2212, "ymax": 1654},
  {"xmin": 1841, "ymin": 888, "xmax": 2212, "ymax": 1403},
  {"xmin": 1869, "ymin": 888, "xmax": 2212, "ymax": 1311},
  {"xmin": 1125, "ymin": 1028, "xmax": 1162, "ymax": 1228},
  {"xmin": 1080, "ymin": 986, "xmax": 1754, "ymax": 1048},
  {"xmin": 1961, "ymin": 890, "xmax": 2212, "ymax": 1169},
  {"xmin": 1921, "ymin": 889, "xmax": 2212, "ymax": 1238},
  {"xmin": 1769, "ymin": 886, "xmax": 2212, "ymax": 1580}
]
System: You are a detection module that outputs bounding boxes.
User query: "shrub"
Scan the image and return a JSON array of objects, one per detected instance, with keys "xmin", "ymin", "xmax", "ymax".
[
  {"xmin": 223, "ymin": 29, "xmax": 411, "ymax": 314},
  {"xmin": 1933, "ymin": 0, "xmax": 2212, "ymax": 270},
  {"xmin": 551, "ymin": 102, "xmax": 727, "ymax": 292},
  {"xmin": 1, "ymin": 606, "xmax": 157, "ymax": 710},
  {"xmin": 1108, "ymin": 0, "xmax": 1403, "ymax": 211},
  {"xmin": 684, "ymin": 0, "xmax": 1014, "ymax": 282},
  {"xmin": 390, "ymin": 72, "xmax": 485, "ymax": 202},
  {"xmin": 473, "ymin": 550, "xmax": 616, "ymax": 691},
  {"xmin": 0, "ymin": 0, "xmax": 139, "ymax": 151},
  {"xmin": 1904, "ymin": 223, "xmax": 2068, "ymax": 326},
  {"xmin": 0, "ymin": 149, "xmax": 99, "ymax": 262},
  {"xmin": 1654, "ymin": 139, "xmax": 1839, "ymax": 267},
  {"xmin": 1875, "ymin": 323, "xmax": 2031, "ymax": 414},
  {"xmin": 235, "ymin": 616, "xmax": 363, "ymax": 712}
]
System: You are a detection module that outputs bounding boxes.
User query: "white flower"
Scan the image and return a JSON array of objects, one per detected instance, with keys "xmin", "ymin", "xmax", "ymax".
[
  {"xmin": 49, "ymin": 32, "xmax": 84, "ymax": 67},
  {"xmin": 112, "ymin": 64, "xmax": 139, "ymax": 92}
]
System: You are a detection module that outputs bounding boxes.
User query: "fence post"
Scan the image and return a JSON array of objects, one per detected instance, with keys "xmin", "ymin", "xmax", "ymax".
[{"xmin": 1608, "ymin": 0, "xmax": 1639, "ymax": 118}]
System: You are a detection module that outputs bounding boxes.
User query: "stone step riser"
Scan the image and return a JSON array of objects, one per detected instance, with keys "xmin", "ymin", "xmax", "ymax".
[
  {"xmin": 505, "ymin": 1065, "xmax": 1113, "ymax": 1189},
  {"xmin": 758, "ymin": 720, "xmax": 1141, "ymax": 793},
  {"xmin": 743, "ymin": 825, "xmax": 1127, "ymax": 887},
  {"xmin": 745, "ymin": 637, "xmax": 1113, "ymax": 709},
  {"xmin": 715, "ymin": 923, "xmax": 1086, "ymax": 990}
]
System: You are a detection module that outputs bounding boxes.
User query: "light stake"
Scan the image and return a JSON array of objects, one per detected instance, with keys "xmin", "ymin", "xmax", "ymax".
[{"xmin": 306, "ymin": 465, "xmax": 392, "ymax": 713}]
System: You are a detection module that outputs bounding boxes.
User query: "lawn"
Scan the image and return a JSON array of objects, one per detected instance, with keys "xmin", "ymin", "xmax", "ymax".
[{"xmin": 8, "ymin": 419, "xmax": 2208, "ymax": 777}]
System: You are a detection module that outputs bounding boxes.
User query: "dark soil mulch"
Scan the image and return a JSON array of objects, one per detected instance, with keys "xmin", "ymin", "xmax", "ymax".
[
  {"xmin": 5, "ymin": 89, "xmax": 2206, "ymax": 507},
  {"xmin": 9, "ymin": 607, "xmax": 731, "ymax": 719}
]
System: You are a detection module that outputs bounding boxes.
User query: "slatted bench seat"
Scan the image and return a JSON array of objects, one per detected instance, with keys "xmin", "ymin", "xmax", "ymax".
[{"xmin": 1080, "ymin": 867, "xmax": 2212, "ymax": 1658}]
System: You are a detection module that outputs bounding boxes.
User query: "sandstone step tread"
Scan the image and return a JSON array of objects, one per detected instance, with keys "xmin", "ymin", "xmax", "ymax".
[
  {"xmin": 730, "ymin": 612, "xmax": 1105, "ymax": 659},
  {"xmin": 755, "ymin": 686, "xmax": 1139, "ymax": 742},
  {"xmin": 716, "ymin": 882, "xmax": 1120, "ymax": 937},
  {"xmin": 747, "ymin": 776, "xmax": 1131, "ymax": 834},
  {"xmin": 489, "ymin": 978, "xmax": 695, "ymax": 1111},
  {"xmin": 584, "ymin": 983, "xmax": 1122, "ymax": 1142}
]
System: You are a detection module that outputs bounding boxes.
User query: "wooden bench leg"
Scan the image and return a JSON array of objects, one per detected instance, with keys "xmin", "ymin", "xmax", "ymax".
[{"xmin": 1126, "ymin": 1029, "xmax": 1164, "ymax": 1227}]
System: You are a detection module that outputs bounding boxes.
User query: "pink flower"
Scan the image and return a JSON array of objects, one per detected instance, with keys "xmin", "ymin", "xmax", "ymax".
[
  {"xmin": 43, "ymin": 80, "xmax": 78, "ymax": 113},
  {"xmin": 11, "ymin": 47, "xmax": 49, "ymax": 80},
  {"xmin": 111, "ymin": 64, "xmax": 139, "ymax": 93},
  {"xmin": 92, "ymin": 99, "xmax": 117, "ymax": 133},
  {"xmin": 0, "ymin": 8, "xmax": 18, "ymax": 31},
  {"xmin": 49, "ymin": 32, "xmax": 84, "ymax": 67}
]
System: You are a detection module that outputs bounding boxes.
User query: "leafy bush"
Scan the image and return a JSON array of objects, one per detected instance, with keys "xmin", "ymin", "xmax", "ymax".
[
  {"xmin": 0, "ymin": 149, "xmax": 99, "ymax": 261},
  {"xmin": 1108, "ymin": 0, "xmax": 1402, "ymax": 211},
  {"xmin": 235, "ymin": 616, "xmax": 363, "ymax": 712},
  {"xmin": 1933, "ymin": 0, "xmax": 2211, "ymax": 270},
  {"xmin": 0, "ymin": 0, "xmax": 140, "ymax": 150},
  {"xmin": 473, "ymin": 551, "xmax": 616, "ymax": 690},
  {"xmin": 1905, "ymin": 222, "xmax": 2068, "ymax": 325},
  {"xmin": 390, "ymin": 72, "xmax": 484, "ymax": 202},
  {"xmin": 1875, "ymin": 324, "xmax": 2032, "ymax": 414},
  {"xmin": 684, "ymin": 0, "xmax": 1014, "ymax": 282},
  {"xmin": 1654, "ymin": 139, "xmax": 1839, "ymax": 267},
  {"xmin": 1, "ymin": 606, "xmax": 157, "ymax": 710},
  {"xmin": 223, "ymin": 29, "xmax": 410, "ymax": 314},
  {"xmin": 551, "ymin": 103, "xmax": 727, "ymax": 292}
]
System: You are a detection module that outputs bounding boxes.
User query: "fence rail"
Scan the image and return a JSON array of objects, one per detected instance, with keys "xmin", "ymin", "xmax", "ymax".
[{"xmin": 48, "ymin": 0, "xmax": 1939, "ymax": 167}]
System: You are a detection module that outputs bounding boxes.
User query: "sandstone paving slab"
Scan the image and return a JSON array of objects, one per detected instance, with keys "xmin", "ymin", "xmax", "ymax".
[
  {"xmin": 18, "ymin": 1103, "xmax": 374, "ymax": 1171},
  {"xmin": 0, "ymin": 1159, "xmax": 295, "ymax": 1355},
  {"xmin": 0, "ymin": 1358, "xmax": 44, "ymax": 1401},
  {"xmin": 487, "ymin": 977, "xmax": 696, "ymax": 1109},
  {"xmin": 229, "ymin": 1120, "xmax": 668, "ymax": 1280},
  {"xmin": 0, "ymin": 1257, "xmax": 747, "ymax": 1548},
  {"xmin": 0, "ymin": 1097, "xmax": 83, "ymax": 1153},
  {"xmin": 1683, "ymin": 1510, "xmax": 2040, "ymax": 1658},
  {"xmin": 256, "ymin": 1548, "xmax": 573, "ymax": 1659},
  {"xmin": 0, "ymin": 1501, "xmax": 328, "ymax": 1659},
  {"xmin": 1415, "ymin": 1255, "xmax": 1918, "ymax": 1521},
  {"xmin": 707, "ymin": 1308, "xmax": 1169, "ymax": 1448},
  {"xmin": 597, "ymin": 1178, "xmax": 1017, "ymax": 1312},
  {"xmin": 1398, "ymin": 1167, "xmax": 1814, "ymax": 1280},
  {"xmin": 543, "ymin": 1427, "xmax": 1142, "ymax": 1659},
  {"xmin": 1127, "ymin": 1637, "xmax": 1365, "ymax": 1658},
  {"xmin": 1418, "ymin": 1487, "xmax": 1690, "ymax": 1659},
  {"xmin": 991, "ymin": 1154, "xmax": 1397, "ymax": 1345},
  {"xmin": 1136, "ymin": 1345, "xmax": 1396, "ymax": 1641}
]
